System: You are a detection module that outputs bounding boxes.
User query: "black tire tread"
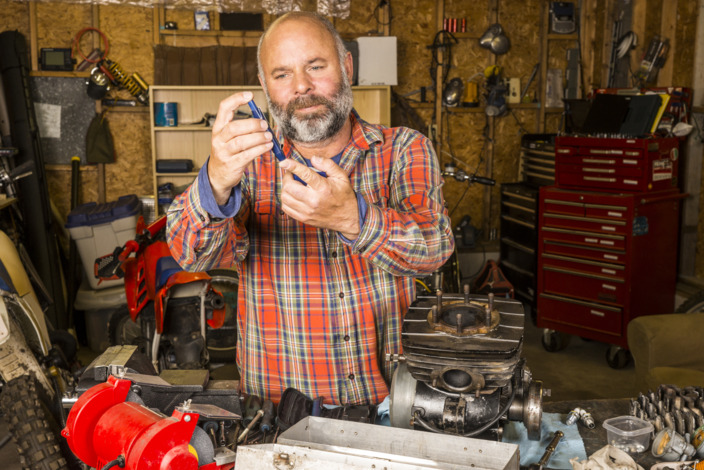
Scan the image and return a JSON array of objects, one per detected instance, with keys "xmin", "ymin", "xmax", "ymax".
[
  {"xmin": 675, "ymin": 289, "xmax": 704, "ymax": 313},
  {"xmin": 0, "ymin": 375, "xmax": 68, "ymax": 470}
]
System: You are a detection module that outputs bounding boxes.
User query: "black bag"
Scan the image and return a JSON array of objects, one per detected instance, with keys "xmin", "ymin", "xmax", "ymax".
[
  {"xmin": 86, "ymin": 111, "xmax": 115, "ymax": 163},
  {"xmin": 276, "ymin": 388, "xmax": 378, "ymax": 431}
]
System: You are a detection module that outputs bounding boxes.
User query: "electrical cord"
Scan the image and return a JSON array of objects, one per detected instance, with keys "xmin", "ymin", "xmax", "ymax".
[
  {"xmin": 72, "ymin": 27, "xmax": 109, "ymax": 63},
  {"xmin": 102, "ymin": 455, "xmax": 126, "ymax": 469}
]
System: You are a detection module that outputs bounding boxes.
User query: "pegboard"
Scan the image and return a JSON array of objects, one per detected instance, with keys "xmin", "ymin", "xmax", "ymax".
[{"xmin": 29, "ymin": 76, "xmax": 95, "ymax": 165}]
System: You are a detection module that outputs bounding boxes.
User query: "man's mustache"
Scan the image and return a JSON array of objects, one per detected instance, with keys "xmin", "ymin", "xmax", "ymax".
[{"xmin": 287, "ymin": 95, "xmax": 333, "ymax": 114}]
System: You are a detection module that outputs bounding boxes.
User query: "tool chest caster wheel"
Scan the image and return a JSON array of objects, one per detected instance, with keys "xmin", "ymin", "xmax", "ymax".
[
  {"xmin": 605, "ymin": 345, "xmax": 631, "ymax": 369},
  {"xmin": 541, "ymin": 329, "xmax": 570, "ymax": 352}
]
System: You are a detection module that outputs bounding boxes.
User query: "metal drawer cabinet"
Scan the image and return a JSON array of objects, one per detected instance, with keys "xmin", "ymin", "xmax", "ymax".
[{"xmin": 535, "ymin": 186, "xmax": 683, "ymax": 367}]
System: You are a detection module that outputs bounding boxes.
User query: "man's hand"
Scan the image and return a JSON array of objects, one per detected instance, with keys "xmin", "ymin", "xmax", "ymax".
[
  {"xmin": 209, "ymin": 92, "xmax": 274, "ymax": 205},
  {"xmin": 279, "ymin": 156, "xmax": 360, "ymax": 239}
]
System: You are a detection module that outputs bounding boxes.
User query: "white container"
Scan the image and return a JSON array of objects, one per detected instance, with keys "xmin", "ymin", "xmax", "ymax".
[
  {"xmin": 356, "ymin": 36, "xmax": 397, "ymax": 85},
  {"xmin": 602, "ymin": 416, "xmax": 653, "ymax": 453},
  {"xmin": 66, "ymin": 195, "xmax": 141, "ymax": 290}
]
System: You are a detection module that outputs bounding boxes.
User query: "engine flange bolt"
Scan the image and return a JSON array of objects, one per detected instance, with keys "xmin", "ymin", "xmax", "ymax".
[
  {"xmin": 436, "ymin": 289, "xmax": 443, "ymax": 311},
  {"xmin": 456, "ymin": 313, "xmax": 462, "ymax": 334},
  {"xmin": 463, "ymin": 284, "xmax": 470, "ymax": 303},
  {"xmin": 431, "ymin": 305, "xmax": 438, "ymax": 324}
]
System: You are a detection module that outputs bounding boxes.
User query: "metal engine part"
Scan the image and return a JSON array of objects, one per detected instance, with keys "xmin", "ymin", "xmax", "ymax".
[{"xmin": 389, "ymin": 289, "xmax": 544, "ymax": 440}]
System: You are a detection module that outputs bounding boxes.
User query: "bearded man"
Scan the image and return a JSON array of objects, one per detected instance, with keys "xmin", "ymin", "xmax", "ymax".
[{"xmin": 166, "ymin": 11, "xmax": 454, "ymax": 406}]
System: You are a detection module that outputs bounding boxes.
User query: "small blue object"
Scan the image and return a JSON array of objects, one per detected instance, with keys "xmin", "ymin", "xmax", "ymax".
[
  {"xmin": 247, "ymin": 100, "xmax": 327, "ymax": 185},
  {"xmin": 65, "ymin": 194, "xmax": 142, "ymax": 228}
]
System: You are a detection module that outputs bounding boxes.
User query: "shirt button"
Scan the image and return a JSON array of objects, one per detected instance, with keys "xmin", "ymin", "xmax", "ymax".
[
  {"xmin": 344, "ymin": 335, "xmax": 350, "ymax": 341},
  {"xmin": 348, "ymin": 373, "xmax": 355, "ymax": 380},
  {"xmin": 199, "ymin": 214, "xmax": 205, "ymax": 222},
  {"xmin": 279, "ymin": 210, "xmax": 285, "ymax": 215},
  {"xmin": 331, "ymin": 251, "xmax": 337, "ymax": 258},
  {"xmin": 339, "ymin": 292, "xmax": 344, "ymax": 299}
]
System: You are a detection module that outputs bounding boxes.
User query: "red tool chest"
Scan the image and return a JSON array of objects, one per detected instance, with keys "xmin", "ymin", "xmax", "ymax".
[
  {"xmin": 555, "ymin": 136, "xmax": 680, "ymax": 193},
  {"xmin": 536, "ymin": 186, "xmax": 683, "ymax": 350}
]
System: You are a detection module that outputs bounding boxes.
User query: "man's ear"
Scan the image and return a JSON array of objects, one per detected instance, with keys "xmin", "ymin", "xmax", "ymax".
[
  {"xmin": 344, "ymin": 51, "xmax": 353, "ymax": 82},
  {"xmin": 258, "ymin": 73, "xmax": 265, "ymax": 89}
]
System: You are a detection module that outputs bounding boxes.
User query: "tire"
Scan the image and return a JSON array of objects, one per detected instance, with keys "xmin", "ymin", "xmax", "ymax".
[
  {"xmin": 207, "ymin": 269, "xmax": 239, "ymax": 363},
  {"xmin": 605, "ymin": 345, "xmax": 631, "ymax": 369},
  {"xmin": 541, "ymin": 329, "xmax": 570, "ymax": 352},
  {"xmin": 108, "ymin": 305, "xmax": 146, "ymax": 353},
  {"xmin": 0, "ymin": 375, "xmax": 71, "ymax": 469},
  {"xmin": 675, "ymin": 289, "xmax": 704, "ymax": 313}
]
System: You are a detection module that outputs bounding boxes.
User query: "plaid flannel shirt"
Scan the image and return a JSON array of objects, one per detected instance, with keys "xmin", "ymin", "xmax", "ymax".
[{"xmin": 166, "ymin": 111, "xmax": 454, "ymax": 405}]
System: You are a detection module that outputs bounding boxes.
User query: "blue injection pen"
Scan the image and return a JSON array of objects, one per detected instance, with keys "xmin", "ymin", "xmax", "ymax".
[{"xmin": 247, "ymin": 100, "xmax": 327, "ymax": 185}]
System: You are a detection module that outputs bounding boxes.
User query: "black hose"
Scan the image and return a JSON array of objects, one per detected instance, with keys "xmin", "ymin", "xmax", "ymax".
[
  {"xmin": 102, "ymin": 455, "xmax": 126, "ymax": 469},
  {"xmin": 0, "ymin": 433, "xmax": 11, "ymax": 449}
]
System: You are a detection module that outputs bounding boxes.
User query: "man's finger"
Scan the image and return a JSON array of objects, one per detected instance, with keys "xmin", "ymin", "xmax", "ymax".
[
  {"xmin": 310, "ymin": 156, "xmax": 344, "ymax": 178},
  {"xmin": 279, "ymin": 159, "xmax": 325, "ymax": 187},
  {"xmin": 212, "ymin": 91, "xmax": 254, "ymax": 134}
]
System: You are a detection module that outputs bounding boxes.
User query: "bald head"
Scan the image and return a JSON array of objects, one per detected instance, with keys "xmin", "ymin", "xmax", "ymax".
[{"xmin": 257, "ymin": 12, "xmax": 349, "ymax": 86}]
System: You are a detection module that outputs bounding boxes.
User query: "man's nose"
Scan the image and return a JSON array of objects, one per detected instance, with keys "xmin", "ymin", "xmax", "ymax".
[{"xmin": 293, "ymin": 72, "xmax": 313, "ymax": 94}]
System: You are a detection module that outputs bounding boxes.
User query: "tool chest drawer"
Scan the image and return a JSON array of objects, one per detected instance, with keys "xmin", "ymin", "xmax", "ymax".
[
  {"xmin": 538, "ymin": 293, "xmax": 623, "ymax": 337},
  {"xmin": 536, "ymin": 185, "xmax": 683, "ymax": 349},
  {"xmin": 555, "ymin": 136, "xmax": 680, "ymax": 193},
  {"xmin": 541, "ymin": 264, "xmax": 627, "ymax": 305},
  {"xmin": 542, "ymin": 240, "xmax": 627, "ymax": 264}
]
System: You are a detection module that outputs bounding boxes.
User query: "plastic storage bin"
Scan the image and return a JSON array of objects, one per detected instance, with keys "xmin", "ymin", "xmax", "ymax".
[
  {"xmin": 602, "ymin": 416, "xmax": 653, "ymax": 453},
  {"xmin": 66, "ymin": 195, "xmax": 141, "ymax": 290}
]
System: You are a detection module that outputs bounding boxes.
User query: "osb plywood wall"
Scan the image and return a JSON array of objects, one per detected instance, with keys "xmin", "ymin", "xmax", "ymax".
[{"xmin": 0, "ymin": 0, "xmax": 701, "ymax": 274}]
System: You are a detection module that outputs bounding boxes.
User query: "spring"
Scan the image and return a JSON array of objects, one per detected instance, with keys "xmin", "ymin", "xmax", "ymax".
[{"xmin": 106, "ymin": 60, "xmax": 145, "ymax": 97}]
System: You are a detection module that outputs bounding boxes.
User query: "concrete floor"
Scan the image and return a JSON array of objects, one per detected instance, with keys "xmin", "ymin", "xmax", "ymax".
[{"xmin": 0, "ymin": 294, "xmax": 685, "ymax": 468}]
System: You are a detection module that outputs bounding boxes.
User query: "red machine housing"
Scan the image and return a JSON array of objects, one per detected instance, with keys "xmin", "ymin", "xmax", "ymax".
[{"xmin": 62, "ymin": 376, "xmax": 229, "ymax": 470}]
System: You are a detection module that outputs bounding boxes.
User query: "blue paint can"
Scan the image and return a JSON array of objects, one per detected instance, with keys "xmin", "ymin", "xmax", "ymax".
[{"xmin": 154, "ymin": 102, "xmax": 178, "ymax": 127}]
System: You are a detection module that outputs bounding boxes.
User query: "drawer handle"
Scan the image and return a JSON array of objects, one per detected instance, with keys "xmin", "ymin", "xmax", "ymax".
[
  {"xmin": 583, "ymin": 167, "xmax": 615, "ymax": 174},
  {"xmin": 584, "ymin": 176, "xmax": 617, "ymax": 182},
  {"xmin": 602, "ymin": 284, "xmax": 616, "ymax": 291},
  {"xmin": 607, "ymin": 211, "xmax": 623, "ymax": 217},
  {"xmin": 623, "ymin": 159, "xmax": 638, "ymax": 165},
  {"xmin": 590, "ymin": 309, "xmax": 606, "ymax": 317},
  {"xmin": 624, "ymin": 179, "xmax": 639, "ymax": 185},
  {"xmin": 603, "ymin": 254, "xmax": 618, "ymax": 260},
  {"xmin": 583, "ymin": 158, "xmax": 615, "ymax": 164}
]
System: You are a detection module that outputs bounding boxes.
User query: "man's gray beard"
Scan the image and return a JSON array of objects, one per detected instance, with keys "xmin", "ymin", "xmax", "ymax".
[{"xmin": 266, "ymin": 78, "xmax": 353, "ymax": 144}]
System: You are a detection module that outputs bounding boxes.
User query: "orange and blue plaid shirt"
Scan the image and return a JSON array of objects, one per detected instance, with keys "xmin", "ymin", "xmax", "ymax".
[{"xmin": 166, "ymin": 111, "xmax": 454, "ymax": 405}]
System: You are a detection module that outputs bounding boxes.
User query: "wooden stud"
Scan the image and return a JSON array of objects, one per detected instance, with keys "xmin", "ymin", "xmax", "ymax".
[
  {"xmin": 29, "ymin": 1, "xmax": 38, "ymax": 72},
  {"xmin": 658, "ymin": 0, "xmax": 677, "ymax": 87},
  {"xmin": 581, "ymin": 0, "xmax": 598, "ymax": 93}
]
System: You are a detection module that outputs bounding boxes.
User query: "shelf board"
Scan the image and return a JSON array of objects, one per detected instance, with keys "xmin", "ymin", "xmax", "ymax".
[
  {"xmin": 159, "ymin": 29, "xmax": 262, "ymax": 38},
  {"xmin": 156, "ymin": 172, "xmax": 199, "ymax": 177},
  {"xmin": 154, "ymin": 125, "xmax": 211, "ymax": 131},
  {"xmin": 450, "ymin": 32, "xmax": 481, "ymax": 40},
  {"xmin": 30, "ymin": 70, "xmax": 91, "ymax": 78},
  {"xmin": 547, "ymin": 33, "xmax": 578, "ymax": 40}
]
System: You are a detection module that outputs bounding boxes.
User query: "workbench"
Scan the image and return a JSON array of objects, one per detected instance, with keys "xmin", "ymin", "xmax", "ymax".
[{"xmin": 543, "ymin": 398, "xmax": 658, "ymax": 469}]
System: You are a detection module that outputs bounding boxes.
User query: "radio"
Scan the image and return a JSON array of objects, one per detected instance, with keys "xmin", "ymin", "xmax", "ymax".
[{"xmin": 40, "ymin": 48, "xmax": 75, "ymax": 72}]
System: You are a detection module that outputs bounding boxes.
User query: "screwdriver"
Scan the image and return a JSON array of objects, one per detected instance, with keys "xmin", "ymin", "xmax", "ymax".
[{"xmin": 259, "ymin": 399, "xmax": 276, "ymax": 435}]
